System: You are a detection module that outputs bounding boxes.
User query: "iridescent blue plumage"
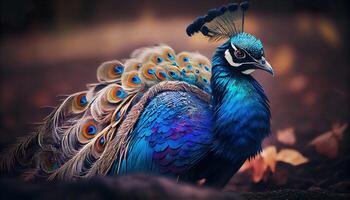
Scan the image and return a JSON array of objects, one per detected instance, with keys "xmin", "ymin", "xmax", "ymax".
[
  {"xmin": 108, "ymin": 2, "xmax": 272, "ymax": 188},
  {"xmin": 112, "ymin": 91, "xmax": 213, "ymax": 175},
  {"xmin": 0, "ymin": 2, "xmax": 272, "ymax": 187}
]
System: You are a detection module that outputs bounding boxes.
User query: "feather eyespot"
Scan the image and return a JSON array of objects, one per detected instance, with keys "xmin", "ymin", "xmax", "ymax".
[
  {"xmin": 122, "ymin": 71, "xmax": 144, "ymax": 90},
  {"xmin": 108, "ymin": 85, "xmax": 127, "ymax": 103},
  {"xmin": 183, "ymin": 57, "xmax": 189, "ymax": 62},
  {"xmin": 95, "ymin": 136, "xmax": 106, "ymax": 153},
  {"xmin": 202, "ymin": 77, "xmax": 209, "ymax": 84},
  {"xmin": 147, "ymin": 69, "xmax": 155, "ymax": 74},
  {"xmin": 168, "ymin": 70, "xmax": 179, "ymax": 80},
  {"xmin": 167, "ymin": 52, "xmax": 175, "ymax": 60},
  {"xmin": 113, "ymin": 65, "xmax": 124, "ymax": 75},
  {"xmin": 155, "ymin": 68, "xmax": 168, "ymax": 81},
  {"xmin": 132, "ymin": 75, "xmax": 141, "ymax": 83},
  {"xmin": 186, "ymin": 64, "xmax": 193, "ymax": 70},
  {"xmin": 204, "ymin": 66, "xmax": 211, "ymax": 72},
  {"xmin": 142, "ymin": 64, "xmax": 157, "ymax": 80},
  {"xmin": 82, "ymin": 121, "xmax": 97, "ymax": 139},
  {"xmin": 72, "ymin": 93, "xmax": 89, "ymax": 113},
  {"xmin": 78, "ymin": 95, "xmax": 88, "ymax": 106},
  {"xmin": 195, "ymin": 69, "xmax": 200, "ymax": 74}
]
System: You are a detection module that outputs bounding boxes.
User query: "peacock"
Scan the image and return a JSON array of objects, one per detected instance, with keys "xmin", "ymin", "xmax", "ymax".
[{"xmin": 0, "ymin": 2, "xmax": 274, "ymax": 188}]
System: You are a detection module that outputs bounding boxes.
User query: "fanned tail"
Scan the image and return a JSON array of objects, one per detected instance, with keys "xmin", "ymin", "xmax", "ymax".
[{"xmin": 0, "ymin": 44, "xmax": 212, "ymax": 181}]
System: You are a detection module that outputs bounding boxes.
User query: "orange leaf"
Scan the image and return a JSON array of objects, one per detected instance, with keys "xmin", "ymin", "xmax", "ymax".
[
  {"xmin": 261, "ymin": 146, "xmax": 277, "ymax": 173},
  {"xmin": 309, "ymin": 123, "xmax": 347, "ymax": 159},
  {"xmin": 276, "ymin": 127, "xmax": 296, "ymax": 145},
  {"xmin": 309, "ymin": 131, "xmax": 338, "ymax": 159},
  {"xmin": 332, "ymin": 123, "xmax": 348, "ymax": 140},
  {"xmin": 276, "ymin": 149, "xmax": 309, "ymax": 166},
  {"xmin": 238, "ymin": 160, "xmax": 252, "ymax": 173},
  {"xmin": 251, "ymin": 156, "xmax": 268, "ymax": 183}
]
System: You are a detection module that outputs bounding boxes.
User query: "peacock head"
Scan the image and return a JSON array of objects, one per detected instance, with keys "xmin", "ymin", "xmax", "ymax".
[
  {"xmin": 186, "ymin": 1, "xmax": 274, "ymax": 76},
  {"xmin": 224, "ymin": 32, "xmax": 273, "ymax": 75}
]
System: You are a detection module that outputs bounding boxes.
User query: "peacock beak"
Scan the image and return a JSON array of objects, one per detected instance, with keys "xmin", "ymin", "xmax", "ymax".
[{"xmin": 255, "ymin": 57, "xmax": 274, "ymax": 76}]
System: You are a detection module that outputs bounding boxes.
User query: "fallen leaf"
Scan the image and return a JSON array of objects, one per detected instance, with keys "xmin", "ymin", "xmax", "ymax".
[
  {"xmin": 276, "ymin": 127, "xmax": 296, "ymax": 145},
  {"xmin": 310, "ymin": 133, "xmax": 338, "ymax": 159},
  {"xmin": 239, "ymin": 146, "xmax": 276, "ymax": 182},
  {"xmin": 239, "ymin": 160, "xmax": 251, "ymax": 173},
  {"xmin": 309, "ymin": 123, "xmax": 348, "ymax": 159},
  {"xmin": 276, "ymin": 149, "xmax": 309, "ymax": 166},
  {"xmin": 238, "ymin": 146, "xmax": 309, "ymax": 183},
  {"xmin": 261, "ymin": 146, "xmax": 277, "ymax": 173},
  {"xmin": 332, "ymin": 123, "xmax": 348, "ymax": 140},
  {"xmin": 251, "ymin": 156, "xmax": 268, "ymax": 183}
]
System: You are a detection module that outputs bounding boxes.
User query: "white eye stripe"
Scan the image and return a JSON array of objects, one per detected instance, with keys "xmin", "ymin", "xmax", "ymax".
[
  {"xmin": 242, "ymin": 69, "xmax": 255, "ymax": 74},
  {"xmin": 224, "ymin": 49, "xmax": 240, "ymax": 67},
  {"xmin": 231, "ymin": 43, "xmax": 237, "ymax": 51}
]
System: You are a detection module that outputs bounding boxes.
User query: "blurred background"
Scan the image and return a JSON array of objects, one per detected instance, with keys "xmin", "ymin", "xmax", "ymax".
[{"xmin": 0, "ymin": 0, "xmax": 349, "ymax": 192}]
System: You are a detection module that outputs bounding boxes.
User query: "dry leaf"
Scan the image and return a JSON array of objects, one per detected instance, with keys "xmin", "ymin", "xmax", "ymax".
[
  {"xmin": 276, "ymin": 149, "xmax": 309, "ymax": 166},
  {"xmin": 261, "ymin": 146, "xmax": 277, "ymax": 173},
  {"xmin": 251, "ymin": 156, "xmax": 268, "ymax": 183},
  {"xmin": 239, "ymin": 160, "xmax": 251, "ymax": 173},
  {"xmin": 276, "ymin": 127, "xmax": 296, "ymax": 145},
  {"xmin": 238, "ymin": 146, "xmax": 309, "ymax": 183},
  {"xmin": 238, "ymin": 155, "xmax": 267, "ymax": 183},
  {"xmin": 309, "ymin": 123, "xmax": 347, "ymax": 159},
  {"xmin": 310, "ymin": 132, "xmax": 338, "ymax": 159},
  {"xmin": 239, "ymin": 146, "xmax": 277, "ymax": 182},
  {"xmin": 332, "ymin": 123, "xmax": 348, "ymax": 140}
]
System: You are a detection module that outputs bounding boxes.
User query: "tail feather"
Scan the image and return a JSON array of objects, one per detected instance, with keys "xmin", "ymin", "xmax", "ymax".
[
  {"xmin": 0, "ymin": 132, "xmax": 39, "ymax": 176},
  {"xmin": 1, "ymin": 44, "xmax": 212, "ymax": 181}
]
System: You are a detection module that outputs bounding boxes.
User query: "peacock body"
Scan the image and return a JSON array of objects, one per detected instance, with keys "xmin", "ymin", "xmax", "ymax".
[{"xmin": 1, "ymin": 2, "xmax": 273, "ymax": 188}]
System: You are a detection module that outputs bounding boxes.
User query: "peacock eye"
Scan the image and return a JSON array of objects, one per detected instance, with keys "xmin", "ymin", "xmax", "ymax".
[
  {"xmin": 113, "ymin": 65, "xmax": 124, "ymax": 74},
  {"xmin": 167, "ymin": 52, "xmax": 174, "ymax": 60},
  {"xmin": 156, "ymin": 57, "xmax": 163, "ymax": 63},
  {"xmin": 147, "ymin": 68, "xmax": 155, "ymax": 75},
  {"xmin": 79, "ymin": 95, "xmax": 88, "ymax": 106},
  {"xmin": 87, "ymin": 125, "xmax": 96, "ymax": 135},
  {"xmin": 234, "ymin": 49, "xmax": 246, "ymax": 59},
  {"xmin": 202, "ymin": 77, "xmax": 208, "ymax": 84},
  {"xmin": 131, "ymin": 75, "xmax": 141, "ymax": 84}
]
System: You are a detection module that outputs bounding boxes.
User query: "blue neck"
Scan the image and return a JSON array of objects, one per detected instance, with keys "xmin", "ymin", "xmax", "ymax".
[{"xmin": 210, "ymin": 42, "xmax": 271, "ymax": 161}]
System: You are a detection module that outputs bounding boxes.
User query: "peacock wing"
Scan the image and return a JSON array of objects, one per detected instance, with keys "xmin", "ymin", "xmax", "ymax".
[{"xmin": 110, "ymin": 85, "xmax": 213, "ymax": 176}]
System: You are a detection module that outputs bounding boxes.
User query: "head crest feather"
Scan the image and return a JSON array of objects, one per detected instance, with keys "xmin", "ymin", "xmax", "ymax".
[{"xmin": 186, "ymin": 1, "xmax": 249, "ymax": 41}]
